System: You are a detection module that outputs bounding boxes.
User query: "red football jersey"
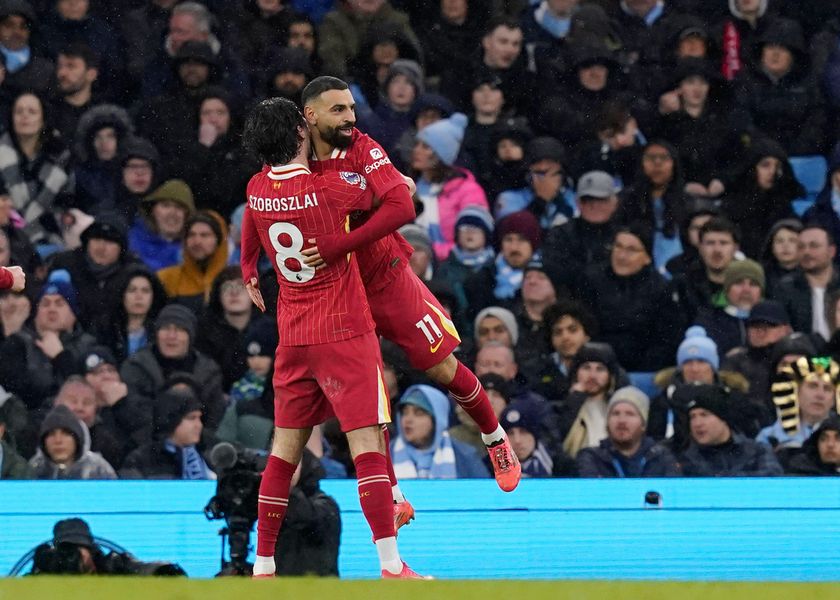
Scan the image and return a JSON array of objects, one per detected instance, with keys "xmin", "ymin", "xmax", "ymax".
[
  {"xmin": 240, "ymin": 163, "xmax": 375, "ymax": 346},
  {"xmin": 308, "ymin": 128, "xmax": 414, "ymax": 291}
]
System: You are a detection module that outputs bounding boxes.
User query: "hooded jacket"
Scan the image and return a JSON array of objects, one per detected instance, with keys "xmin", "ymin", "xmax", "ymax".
[
  {"xmin": 29, "ymin": 405, "xmax": 116, "ymax": 480},
  {"xmin": 785, "ymin": 416, "xmax": 840, "ymax": 475}
]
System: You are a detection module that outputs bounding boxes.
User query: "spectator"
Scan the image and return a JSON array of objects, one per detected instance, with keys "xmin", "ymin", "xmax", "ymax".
[
  {"xmin": 48, "ymin": 215, "xmax": 140, "ymax": 331},
  {"xmin": 0, "ymin": 185, "xmax": 40, "ymax": 277},
  {"xmin": 614, "ymin": 0, "xmax": 681, "ymax": 83},
  {"xmin": 723, "ymin": 300, "xmax": 794, "ymax": 416},
  {"xmin": 120, "ymin": 0, "xmax": 177, "ymax": 85},
  {"xmin": 733, "ymin": 18, "xmax": 827, "ymax": 156},
  {"xmin": 450, "ymin": 372, "xmax": 511, "ymax": 455},
  {"xmin": 534, "ymin": 300, "xmax": 597, "ymax": 401},
  {"xmin": 318, "ymin": 0, "xmax": 420, "ymax": 79},
  {"xmin": 465, "ymin": 210, "xmax": 540, "ymax": 318},
  {"xmin": 216, "ymin": 365, "xmax": 273, "ymax": 452},
  {"xmin": 419, "ymin": 0, "xmax": 485, "ymax": 80},
  {"xmin": 38, "ymin": 0, "xmax": 124, "ymax": 101},
  {"xmin": 759, "ymin": 355, "xmax": 839, "ymax": 451},
  {"xmin": 473, "ymin": 306, "xmax": 518, "ymax": 351},
  {"xmin": 0, "ymin": 275, "xmax": 95, "ymax": 410},
  {"xmin": 226, "ymin": 0, "xmax": 297, "ymax": 72},
  {"xmin": 0, "ymin": 387, "xmax": 32, "ymax": 478},
  {"xmin": 390, "ymin": 384, "xmax": 490, "ymax": 479},
  {"xmin": 616, "ymin": 140, "xmax": 688, "ymax": 271},
  {"xmin": 172, "ymin": 87, "xmax": 258, "ymax": 217},
  {"xmin": 433, "ymin": 205, "xmax": 495, "ymax": 323},
  {"xmin": 346, "ymin": 22, "xmax": 422, "ymax": 107},
  {"xmin": 663, "ymin": 197, "xmax": 718, "ymax": 279},
  {"xmin": 286, "ymin": 12, "xmax": 321, "ymax": 72},
  {"xmin": 195, "ymin": 266, "xmax": 257, "ymax": 391},
  {"xmin": 0, "ymin": 90, "xmax": 70, "ymax": 246},
  {"xmin": 521, "ymin": 0, "xmax": 578, "ymax": 82},
  {"xmin": 114, "ymin": 136, "xmax": 160, "ymax": 226},
  {"xmin": 513, "ymin": 258, "xmax": 561, "ymax": 384},
  {"xmin": 411, "ymin": 112, "xmax": 488, "ymax": 261},
  {"xmin": 720, "ymin": 138, "xmax": 801, "ymax": 259},
  {"xmin": 230, "ymin": 314, "xmax": 277, "ymax": 403},
  {"xmin": 475, "ymin": 116, "xmax": 532, "ymax": 206},
  {"xmin": 678, "ymin": 383, "xmax": 783, "ymax": 476},
  {"xmin": 260, "ymin": 46, "xmax": 313, "ymax": 108},
  {"xmin": 695, "ymin": 258, "xmax": 765, "ymax": 356},
  {"xmin": 128, "ymin": 179, "xmax": 195, "ymax": 272},
  {"xmin": 156, "ymin": 209, "xmax": 228, "ymax": 314},
  {"xmin": 672, "ymin": 216, "xmax": 741, "ymax": 322},
  {"xmin": 558, "ymin": 341, "xmax": 621, "ymax": 458},
  {"xmin": 572, "ymin": 100, "xmax": 642, "ymax": 186},
  {"xmin": 802, "ymin": 147, "xmax": 840, "ymax": 254},
  {"xmin": 273, "ymin": 447, "xmax": 341, "ymax": 576},
  {"xmin": 495, "ymin": 136, "xmax": 574, "ymax": 231},
  {"xmin": 29, "ymin": 404, "xmax": 116, "ymax": 480},
  {"xmin": 785, "ymin": 416, "xmax": 840, "ymax": 475},
  {"xmin": 461, "ymin": 70, "xmax": 508, "ymax": 186},
  {"xmin": 81, "ymin": 346, "xmax": 152, "ymax": 465},
  {"xmin": 120, "ymin": 388, "xmax": 214, "ymax": 479},
  {"xmin": 50, "ymin": 42, "xmax": 100, "ymax": 143},
  {"xmin": 440, "ymin": 16, "xmax": 534, "ymax": 115},
  {"xmin": 578, "ymin": 224, "xmax": 681, "ymax": 372},
  {"xmin": 356, "ymin": 59, "xmax": 423, "ymax": 156},
  {"xmin": 0, "ymin": 0, "xmax": 54, "ymax": 95},
  {"xmin": 397, "ymin": 223, "xmax": 434, "ymax": 282},
  {"xmin": 761, "ymin": 219, "xmax": 802, "ymax": 297},
  {"xmin": 577, "ymin": 386, "xmax": 681, "ymax": 477},
  {"xmin": 120, "ymin": 303, "xmax": 226, "ymax": 433},
  {"xmin": 542, "ymin": 170, "xmax": 619, "ymax": 283},
  {"xmin": 714, "ymin": 0, "xmax": 773, "ymax": 81},
  {"xmin": 0, "ymin": 285, "xmax": 30, "ymax": 341},
  {"xmin": 772, "ymin": 225, "xmax": 840, "ymax": 339},
  {"xmin": 501, "ymin": 397, "xmax": 573, "ymax": 478},
  {"xmin": 393, "ymin": 92, "xmax": 454, "ymax": 172},
  {"xmin": 140, "ymin": 1, "xmax": 250, "ymax": 101}
]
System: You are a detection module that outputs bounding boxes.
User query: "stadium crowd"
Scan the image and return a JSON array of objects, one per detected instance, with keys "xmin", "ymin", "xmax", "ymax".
[{"xmin": 2, "ymin": 0, "xmax": 840, "ymax": 483}]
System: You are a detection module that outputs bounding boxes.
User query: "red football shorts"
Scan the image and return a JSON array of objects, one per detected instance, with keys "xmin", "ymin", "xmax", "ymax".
[
  {"xmin": 272, "ymin": 332, "xmax": 390, "ymax": 432},
  {"xmin": 367, "ymin": 267, "xmax": 462, "ymax": 371}
]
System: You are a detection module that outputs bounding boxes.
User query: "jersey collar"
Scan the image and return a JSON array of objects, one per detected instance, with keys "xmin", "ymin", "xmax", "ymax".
[{"xmin": 268, "ymin": 163, "xmax": 311, "ymax": 180}]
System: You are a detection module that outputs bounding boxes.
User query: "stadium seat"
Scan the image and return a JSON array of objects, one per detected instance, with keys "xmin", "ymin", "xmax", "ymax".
[{"xmin": 790, "ymin": 155, "xmax": 828, "ymax": 216}]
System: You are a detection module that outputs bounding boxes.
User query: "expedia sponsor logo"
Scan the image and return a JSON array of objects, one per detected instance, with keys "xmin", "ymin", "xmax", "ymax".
[
  {"xmin": 364, "ymin": 156, "xmax": 391, "ymax": 173},
  {"xmin": 370, "ymin": 147, "xmax": 383, "ymax": 160}
]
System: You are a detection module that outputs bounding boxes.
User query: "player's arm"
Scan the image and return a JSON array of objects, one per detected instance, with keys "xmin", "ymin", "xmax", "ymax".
[
  {"xmin": 302, "ymin": 180, "xmax": 415, "ymax": 267},
  {"xmin": 239, "ymin": 206, "xmax": 265, "ymax": 312}
]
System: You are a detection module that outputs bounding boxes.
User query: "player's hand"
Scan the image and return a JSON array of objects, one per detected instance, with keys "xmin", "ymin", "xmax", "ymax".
[
  {"xmin": 35, "ymin": 331, "xmax": 64, "ymax": 359},
  {"xmin": 302, "ymin": 239, "xmax": 326, "ymax": 270},
  {"xmin": 5, "ymin": 266, "xmax": 25, "ymax": 291},
  {"xmin": 401, "ymin": 174, "xmax": 416, "ymax": 196},
  {"xmin": 245, "ymin": 277, "xmax": 265, "ymax": 313}
]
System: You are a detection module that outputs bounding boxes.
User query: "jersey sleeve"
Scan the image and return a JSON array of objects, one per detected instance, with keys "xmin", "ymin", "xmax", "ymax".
[
  {"xmin": 0, "ymin": 267, "xmax": 12, "ymax": 290},
  {"xmin": 239, "ymin": 204, "xmax": 261, "ymax": 284},
  {"xmin": 320, "ymin": 171, "xmax": 374, "ymax": 212},
  {"xmin": 353, "ymin": 135, "xmax": 407, "ymax": 198}
]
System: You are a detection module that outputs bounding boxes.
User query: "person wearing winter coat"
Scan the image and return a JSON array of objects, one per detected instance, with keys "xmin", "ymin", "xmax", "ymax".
[
  {"xmin": 785, "ymin": 416, "xmax": 840, "ymax": 475},
  {"xmin": 29, "ymin": 404, "xmax": 116, "ymax": 480},
  {"xmin": 802, "ymin": 147, "xmax": 840, "ymax": 260},
  {"xmin": 120, "ymin": 388, "xmax": 214, "ymax": 480},
  {"xmin": 501, "ymin": 398, "xmax": 575, "ymax": 478},
  {"xmin": 390, "ymin": 384, "xmax": 490, "ymax": 479},
  {"xmin": 0, "ymin": 390, "xmax": 32, "ymax": 479},
  {"xmin": 761, "ymin": 218, "xmax": 802, "ymax": 297},
  {"xmin": 128, "ymin": 179, "xmax": 195, "ymax": 273},
  {"xmin": 411, "ymin": 112, "xmax": 488, "ymax": 261},
  {"xmin": 577, "ymin": 386, "xmax": 681, "ymax": 478}
]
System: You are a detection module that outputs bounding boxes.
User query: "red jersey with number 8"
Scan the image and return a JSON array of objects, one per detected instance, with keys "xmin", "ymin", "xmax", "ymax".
[
  {"xmin": 308, "ymin": 128, "xmax": 414, "ymax": 292},
  {"xmin": 240, "ymin": 163, "xmax": 375, "ymax": 346}
]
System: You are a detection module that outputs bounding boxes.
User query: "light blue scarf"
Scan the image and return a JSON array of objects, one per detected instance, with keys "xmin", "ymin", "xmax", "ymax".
[
  {"xmin": 0, "ymin": 45, "xmax": 30, "ymax": 74},
  {"xmin": 534, "ymin": 1, "xmax": 572, "ymax": 39},
  {"xmin": 165, "ymin": 441, "xmax": 213, "ymax": 480},
  {"xmin": 494, "ymin": 253, "xmax": 524, "ymax": 300},
  {"xmin": 391, "ymin": 385, "xmax": 458, "ymax": 479},
  {"xmin": 451, "ymin": 246, "xmax": 495, "ymax": 270},
  {"xmin": 621, "ymin": 0, "xmax": 664, "ymax": 26}
]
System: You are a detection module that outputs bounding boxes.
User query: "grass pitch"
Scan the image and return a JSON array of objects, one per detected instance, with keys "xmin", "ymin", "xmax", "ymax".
[{"xmin": 1, "ymin": 578, "xmax": 839, "ymax": 600}]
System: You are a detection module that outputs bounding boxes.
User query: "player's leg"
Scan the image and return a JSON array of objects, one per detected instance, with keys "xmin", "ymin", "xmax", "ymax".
[
  {"xmin": 253, "ymin": 426, "xmax": 311, "ymax": 577},
  {"xmin": 380, "ymin": 423, "xmax": 414, "ymax": 529}
]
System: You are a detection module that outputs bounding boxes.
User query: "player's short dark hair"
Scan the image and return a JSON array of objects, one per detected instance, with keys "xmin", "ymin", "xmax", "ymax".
[
  {"xmin": 242, "ymin": 97, "xmax": 305, "ymax": 166},
  {"xmin": 699, "ymin": 216, "xmax": 740, "ymax": 244},
  {"xmin": 802, "ymin": 222, "xmax": 836, "ymax": 246},
  {"xmin": 543, "ymin": 301, "xmax": 599, "ymax": 342},
  {"xmin": 301, "ymin": 76, "xmax": 349, "ymax": 108},
  {"xmin": 58, "ymin": 42, "xmax": 100, "ymax": 70}
]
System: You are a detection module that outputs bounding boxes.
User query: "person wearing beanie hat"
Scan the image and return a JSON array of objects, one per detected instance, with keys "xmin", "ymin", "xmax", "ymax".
[
  {"xmin": 580, "ymin": 224, "xmax": 680, "ymax": 372},
  {"xmin": 121, "ymin": 388, "xmax": 213, "ymax": 480},
  {"xmin": 411, "ymin": 112, "xmax": 489, "ymax": 261},
  {"xmin": 397, "ymin": 223, "xmax": 435, "ymax": 281},
  {"xmin": 500, "ymin": 398, "xmax": 568, "ymax": 478},
  {"xmin": 155, "ymin": 304, "xmax": 197, "ymax": 341},
  {"xmin": 494, "ymin": 135, "xmax": 575, "ymax": 229},
  {"xmin": 474, "ymin": 306, "xmax": 519, "ymax": 349},
  {"xmin": 680, "ymin": 382, "xmax": 783, "ymax": 476},
  {"xmin": 677, "ymin": 326, "xmax": 720, "ymax": 373},
  {"xmin": 456, "ymin": 205, "xmax": 494, "ymax": 247},
  {"xmin": 577, "ymin": 386, "xmax": 681, "ymax": 478},
  {"xmin": 785, "ymin": 415, "xmax": 840, "ymax": 475},
  {"xmin": 695, "ymin": 259, "xmax": 765, "ymax": 357},
  {"xmin": 156, "ymin": 209, "xmax": 229, "ymax": 314},
  {"xmin": 758, "ymin": 355, "xmax": 840, "ymax": 451},
  {"xmin": 130, "ymin": 179, "xmax": 196, "ymax": 272},
  {"xmin": 29, "ymin": 404, "xmax": 117, "ymax": 480},
  {"xmin": 227, "ymin": 315, "xmax": 278, "ymax": 406},
  {"xmin": 436, "ymin": 205, "xmax": 497, "ymax": 307}
]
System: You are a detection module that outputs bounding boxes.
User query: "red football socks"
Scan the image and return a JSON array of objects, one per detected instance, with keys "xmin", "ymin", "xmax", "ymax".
[
  {"xmin": 354, "ymin": 451, "xmax": 396, "ymax": 541},
  {"xmin": 256, "ymin": 455, "xmax": 298, "ymax": 557},
  {"xmin": 447, "ymin": 361, "xmax": 500, "ymax": 434}
]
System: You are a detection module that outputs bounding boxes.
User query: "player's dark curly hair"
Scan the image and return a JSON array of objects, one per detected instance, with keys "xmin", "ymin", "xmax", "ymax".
[{"xmin": 242, "ymin": 97, "xmax": 305, "ymax": 166}]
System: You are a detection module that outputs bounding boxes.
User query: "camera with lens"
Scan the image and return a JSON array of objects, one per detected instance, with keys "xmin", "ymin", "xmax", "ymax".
[{"xmin": 204, "ymin": 442, "xmax": 266, "ymax": 576}]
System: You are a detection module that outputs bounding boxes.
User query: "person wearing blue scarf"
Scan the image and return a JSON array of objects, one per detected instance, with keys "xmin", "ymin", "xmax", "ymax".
[
  {"xmin": 391, "ymin": 385, "xmax": 489, "ymax": 479},
  {"xmin": 500, "ymin": 398, "xmax": 569, "ymax": 477},
  {"xmin": 120, "ymin": 389, "xmax": 215, "ymax": 480}
]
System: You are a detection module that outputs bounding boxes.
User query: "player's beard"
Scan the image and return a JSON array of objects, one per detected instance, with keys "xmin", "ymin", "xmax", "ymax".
[{"xmin": 322, "ymin": 123, "xmax": 354, "ymax": 149}]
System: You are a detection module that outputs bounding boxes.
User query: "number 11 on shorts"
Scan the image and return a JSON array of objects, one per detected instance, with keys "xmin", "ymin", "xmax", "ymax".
[{"xmin": 415, "ymin": 314, "xmax": 443, "ymax": 344}]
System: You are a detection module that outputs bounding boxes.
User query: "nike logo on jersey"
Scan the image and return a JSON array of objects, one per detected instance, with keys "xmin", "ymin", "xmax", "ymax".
[{"xmin": 430, "ymin": 338, "xmax": 444, "ymax": 353}]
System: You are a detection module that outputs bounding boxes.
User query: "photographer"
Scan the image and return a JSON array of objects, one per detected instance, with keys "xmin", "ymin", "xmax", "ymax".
[
  {"xmin": 31, "ymin": 518, "xmax": 184, "ymax": 575},
  {"xmin": 273, "ymin": 448, "xmax": 340, "ymax": 577}
]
